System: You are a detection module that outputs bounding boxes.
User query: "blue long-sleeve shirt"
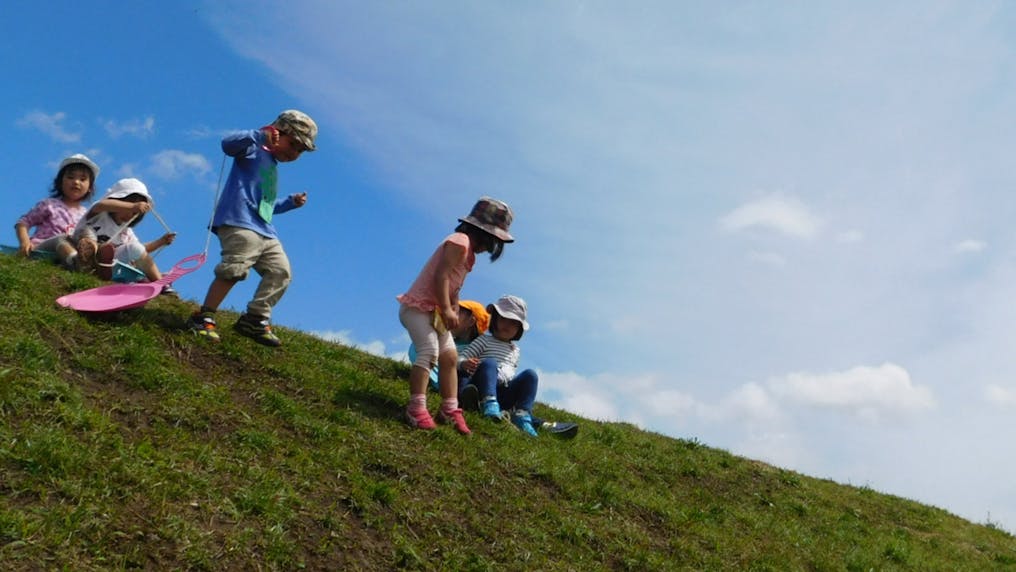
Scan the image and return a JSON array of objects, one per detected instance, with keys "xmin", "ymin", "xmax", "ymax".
[{"xmin": 212, "ymin": 129, "xmax": 298, "ymax": 239}]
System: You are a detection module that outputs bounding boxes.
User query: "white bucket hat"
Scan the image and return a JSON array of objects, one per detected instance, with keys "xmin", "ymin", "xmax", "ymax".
[
  {"xmin": 59, "ymin": 153, "xmax": 100, "ymax": 180},
  {"xmin": 488, "ymin": 295, "xmax": 529, "ymax": 340},
  {"xmin": 103, "ymin": 178, "xmax": 153, "ymax": 204}
]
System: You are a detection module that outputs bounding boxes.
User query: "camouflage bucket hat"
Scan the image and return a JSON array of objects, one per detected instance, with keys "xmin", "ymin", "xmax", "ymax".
[
  {"xmin": 273, "ymin": 109, "xmax": 318, "ymax": 151},
  {"xmin": 458, "ymin": 196, "xmax": 514, "ymax": 243}
]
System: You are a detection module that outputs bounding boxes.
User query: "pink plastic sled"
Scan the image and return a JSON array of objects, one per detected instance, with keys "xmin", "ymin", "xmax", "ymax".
[{"xmin": 56, "ymin": 254, "xmax": 205, "ymax": 313}]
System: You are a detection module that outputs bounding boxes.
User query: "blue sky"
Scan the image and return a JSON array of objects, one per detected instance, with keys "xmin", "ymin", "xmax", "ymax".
[{"xmin": 8, "ymin": 1, "xmax": 1016, "ymax": 531}]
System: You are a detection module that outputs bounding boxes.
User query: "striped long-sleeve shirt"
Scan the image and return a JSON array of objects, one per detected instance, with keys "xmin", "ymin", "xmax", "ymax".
[{"xmin": 459, "ymin": 335, "xmax": 520, "ymax": 384}]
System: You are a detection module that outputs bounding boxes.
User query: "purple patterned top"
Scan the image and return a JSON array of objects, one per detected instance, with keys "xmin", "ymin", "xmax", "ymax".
[{"xmin": 17, "ymin": 198, "xmax": 87, "ymax": 245}]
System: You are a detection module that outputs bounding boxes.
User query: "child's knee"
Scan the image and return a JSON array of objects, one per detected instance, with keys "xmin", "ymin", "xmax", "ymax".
[
  {"xmin": 437, "ymin": 351, "xmax": 458, "ymax": 370},
  {"xmin": 117, "ymin": 242, "xmax": 147, "ymax": 265},
  {"xmin": 413, "ymin": 348, "xmax": 438, "ymax": 370},
  {"xmin": 73, "ymin": 227, "xmax": 96, "ymax": 243},
  {"xmin": 214, "ymin": 261, "xmax": 250, "ymax": 282}
]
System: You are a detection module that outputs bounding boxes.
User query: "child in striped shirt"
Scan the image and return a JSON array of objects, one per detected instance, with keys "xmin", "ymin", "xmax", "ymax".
[{"xmin": 457, "ymin": 295, "xmax": 540, "ymax": 436}]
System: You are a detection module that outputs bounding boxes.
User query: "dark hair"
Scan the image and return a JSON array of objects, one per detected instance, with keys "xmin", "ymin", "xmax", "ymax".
[
  {"xmin": 456, "ymin": 222, "xmax": 505, "ymax": 262},
  {"xmin": 50, "ymin": 163, "xmax": 95, "ymax": 200},
  {"xmin": 487, "ymin": 306, "xmax": 524, "ymax": 341},
  {"xmin": 120, "ymin": 193, "xmax": 149, "ymax": 227},
  {"xmin": 452, "ymin": 318, "xmax": 481, "ymax": 344}
]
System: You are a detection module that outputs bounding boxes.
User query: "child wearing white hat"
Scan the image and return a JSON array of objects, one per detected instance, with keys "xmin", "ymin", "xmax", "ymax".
[
  {"xmin": 72, "ymin": 178, "xmax": 177, "ymax": 292},
  {"xmin": 14, "ymin": 153, "xmax": 100, "ymax": 269}
]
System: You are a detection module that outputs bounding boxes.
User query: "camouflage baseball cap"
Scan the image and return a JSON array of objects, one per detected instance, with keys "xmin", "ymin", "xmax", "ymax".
[
  {"xmin": 458, "ymin": 196, "xmax": 514, "ymax": 243},
  {"xmin": 273, "ymin": 109, "xmax": 318, "ymax": 151}
]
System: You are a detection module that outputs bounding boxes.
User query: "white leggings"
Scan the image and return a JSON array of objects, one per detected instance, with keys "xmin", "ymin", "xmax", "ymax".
[{"xmin": 399, "ymin": 304, "xmax": 455, "ymax": 370}]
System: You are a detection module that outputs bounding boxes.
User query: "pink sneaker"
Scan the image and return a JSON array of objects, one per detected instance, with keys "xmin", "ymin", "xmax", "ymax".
[
  {"xmin": 405, "ymin": 407, "xmax": 436, "ymax": 430},
  {"xmin": 437, "ymin": 408, "xmax": 471, "ymax": 435}
]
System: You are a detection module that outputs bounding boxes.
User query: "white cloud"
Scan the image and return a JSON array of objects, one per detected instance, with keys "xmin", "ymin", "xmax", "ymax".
[
  {"xmin": 836, "ymin": 230, "xmax": 864, "ymax": 244},
  {"xmin": 715, "ymin": 382, "xmax": 783, "ymax": 423},
  {"xmin": 953, "ymin": 239, "xmax": 986, "ymax": 254},
  {"xmin": 148, "ymin": 150, "xmax": 212, "ymax": 180},
  {"xmin": 16, "ymin": 110, "xmax": 80, "ymax": 142},
  {"xmin": 748, "ymin": 250, "xmax": 787, "ymax": 267},
  {"xmin": 643, "ymin": 388, "xmax": 699, "ymax": 418},
  {"xmin": 102, "ymin": 116, "xmax": 156, "ymax": 139},
  {"xmin": 984, "ymin": 384, "xmax": 1016, "ymax": 408},
  {"xmin": 769, "ymin": 363, "xmax": 935, "ymax": 419},
  {"xmin": 720, "ymin": 195, "xmax": 823, "ymax": 239},
  {"xmin": 734, "ymin": 431, "xmax": 806, "ymax": 469},
  {"xmin": 539, "ymin": 370, "xmax": 622, "ymax": 421},
  {"xmin": 115, "ymin": 163, "xmax": 139, "ymax": 179},
  {"xmin": 310, "ymin": 329, "xmax": 402, "ymax": 360}
]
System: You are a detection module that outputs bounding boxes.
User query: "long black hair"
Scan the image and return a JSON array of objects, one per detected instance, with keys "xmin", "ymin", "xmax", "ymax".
[
  {"xmin": 50, "ymin": 163, "xmax": 96, "ymax": 200},
  {"xmin": 456, "ymin": 222, "xmax": 505, "ymax": 262}
]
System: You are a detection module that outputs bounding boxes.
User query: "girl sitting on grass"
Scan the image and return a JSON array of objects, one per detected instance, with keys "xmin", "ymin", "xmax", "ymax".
[{"xmin": 14, "ymin": 154, "xmax": 100, "ymax": 269}]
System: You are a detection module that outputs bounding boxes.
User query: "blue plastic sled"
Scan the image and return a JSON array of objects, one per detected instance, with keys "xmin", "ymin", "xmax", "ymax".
[{"xmin": 0, "ymin": 244, "xmax": 55, "ymax": 261}]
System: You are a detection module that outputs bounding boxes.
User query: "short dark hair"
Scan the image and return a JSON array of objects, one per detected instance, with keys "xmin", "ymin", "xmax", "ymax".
[
  {"xmin": 50, "ymin": 163, "xmax": 95, "ymax": 201},
  {"xmin": 120, "ymin": 193, "xmax": 149, "ymax": 227},
  {"xmin": 487, "ymin": 308, "xmax": 524, "ymax": 341}
]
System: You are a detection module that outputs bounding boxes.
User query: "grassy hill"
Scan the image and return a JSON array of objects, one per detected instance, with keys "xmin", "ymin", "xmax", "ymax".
[{"xmin": 0, "ymin": 254, "xmax": 1014, "ymax": 571}]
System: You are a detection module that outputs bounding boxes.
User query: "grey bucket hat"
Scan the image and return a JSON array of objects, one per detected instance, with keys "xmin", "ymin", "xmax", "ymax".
[{"xmin": 488, "ymin": 294, "xmax": 529, "ymax": 340}]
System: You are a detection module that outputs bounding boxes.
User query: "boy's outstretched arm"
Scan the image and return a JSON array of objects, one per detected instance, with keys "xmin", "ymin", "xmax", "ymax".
[{"xmin": 272, "ymin": 192, "xmax": 307, "ymax": 215}]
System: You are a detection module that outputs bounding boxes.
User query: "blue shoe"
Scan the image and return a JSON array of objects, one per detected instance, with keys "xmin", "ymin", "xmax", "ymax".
[
  {"xmin": 481, "ymin": 397, "xmax": 502, "ymax": 421},
  {"xmin": 511, "ymin": 411, "xmax": 538, "ymax": 437}
]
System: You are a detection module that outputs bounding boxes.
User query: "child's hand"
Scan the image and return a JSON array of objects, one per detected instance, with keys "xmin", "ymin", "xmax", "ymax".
[
  {"xmin": 440, "ymin": 306, "xmax": 460, "ymax": 331},
  {"xmin": 461, "ymin": 357, "xmax": 480, "ymax": 375},
  {"xmin": 17, "ymin": 241, "xmax": 32, "ymax": 257},
  {"xmin": 131, "ymin": 202, "xmax": 152, "ymax": 216},
  {"xmin": 261, "ymin": 125, "xmax": 281, "ymax": 151},
  {"xmin": 160, "ymin": 232, "xmax": 177, "ymax": 246},
  {"xmin": 292, "ymin": 192, "xmax": 308, "ymax": 208}
]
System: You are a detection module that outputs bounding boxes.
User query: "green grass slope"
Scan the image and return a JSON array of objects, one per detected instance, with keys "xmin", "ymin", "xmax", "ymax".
[{"xmin": 0, "ymin": 255, "xmax": 1013, "ymax": 571}]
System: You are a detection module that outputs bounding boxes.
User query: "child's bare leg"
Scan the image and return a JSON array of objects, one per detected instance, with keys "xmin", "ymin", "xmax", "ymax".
[
  {"xmin": 135, "ymin": 255, "xmax": 162, "ymax": 282},
  {"xmin": 409, "ymin": 365, "xmax": 431, "ymax": 396},
  {"xmin": 201, "ymin": 277, "xmax": 237, "ymax": 311},
  {"xmin": 437, "ymin": 350, "xmax": 459, "ymax": 400},
  {"xmin": 54, "ymin": 241, "xmax": 76, "ymax": 267}
]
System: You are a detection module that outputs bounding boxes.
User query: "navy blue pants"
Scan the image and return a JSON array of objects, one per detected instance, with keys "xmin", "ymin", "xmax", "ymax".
[{"xmin": 460, "ymin": 357, "xmax": 538, "ymax": 412}]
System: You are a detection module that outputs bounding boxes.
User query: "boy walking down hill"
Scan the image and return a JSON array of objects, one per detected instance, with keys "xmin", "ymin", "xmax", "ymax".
[{"xmin": 188, "ymin": 109, "xmax": 317, "ymax": 347}]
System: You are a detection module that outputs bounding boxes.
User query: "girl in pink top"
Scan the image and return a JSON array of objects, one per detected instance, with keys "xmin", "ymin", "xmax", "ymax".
[
  {"xmin": 14, "ymin": 154, "xmax": 100, "ymax": 269},
  {"xmin": 397, "ymin": 197, "xmax": 515, "ymax": 434}
]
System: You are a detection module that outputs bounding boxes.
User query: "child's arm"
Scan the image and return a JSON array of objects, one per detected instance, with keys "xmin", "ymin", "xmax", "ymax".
[
  {"xmin": 458, "ymin": 337, "xmax": 485, "ymax": 375},
  {"xmin": 221, "ymin": 129, "xmax": 266, "ymax": 158},
  {"xmin": 434, "ymin": 241, "xmax": 468, "ymax": 330},
  {"xmin": 14, "ymin": 222, "xmax": 32, "ymax": 256},
  {"xmin": 14, "ymin": 202, "xmax": 45, "ymax": 255},
  {"xmin": 271, "ymin": 192, "xmax": 308, "ymax": 216},
  {"xmin": 88, "ymin": 199, "xmax": 151, "ymax": 219},
  {"xmin": 143, "ymin": 232, "xmax": 177, "ymax": 253}
]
